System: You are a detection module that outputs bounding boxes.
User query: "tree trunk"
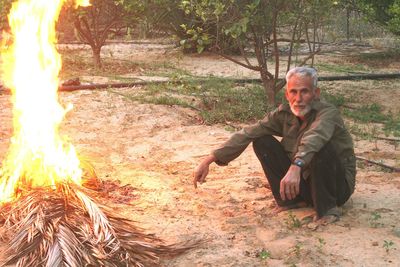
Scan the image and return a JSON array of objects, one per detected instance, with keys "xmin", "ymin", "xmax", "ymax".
[
  {"xmin": 260, "ymin": 71, "xmax": 276, "ymax": 106},
  {"xmin": 346, "ymin": 7, "xmax": 350, "ymax": 41},
  {"xmin": 92, "ymin": 46, "xmax": 102, "ymax": 69}
]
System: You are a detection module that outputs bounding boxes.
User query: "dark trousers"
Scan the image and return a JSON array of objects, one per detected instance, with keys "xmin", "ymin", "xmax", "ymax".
[{"xmin": 253, "ymin": 135, "xmax": 351, "ymax": 217}]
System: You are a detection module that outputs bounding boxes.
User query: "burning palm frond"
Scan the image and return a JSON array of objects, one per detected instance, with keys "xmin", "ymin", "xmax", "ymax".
[{"xmin": 0, "ymin": 183, "xmax": 200, "ymax": 267}]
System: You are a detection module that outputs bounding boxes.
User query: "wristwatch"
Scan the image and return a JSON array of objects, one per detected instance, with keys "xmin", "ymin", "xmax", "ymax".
[{"xmin": 292, "ymin": 158, "xmax": 305, "ymax": 168}]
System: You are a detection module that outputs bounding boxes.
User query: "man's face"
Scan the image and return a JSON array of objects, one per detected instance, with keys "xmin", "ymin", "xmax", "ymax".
[{"xmin": 285, "ymin": 74, "xmax": 320, "ymax": 119}]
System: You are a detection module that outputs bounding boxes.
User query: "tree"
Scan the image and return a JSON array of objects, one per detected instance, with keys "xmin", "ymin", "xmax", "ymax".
[
  {"xmin": 70, "ymin": 0, "xmax": 142, "ymax": 68},
  {"xmin": 357, "ymin": 0, "xmax": 400, "ymax": 35},
  {"xmin": 180, "ymin": 0, "xmax": 333, "ymax": 105}
]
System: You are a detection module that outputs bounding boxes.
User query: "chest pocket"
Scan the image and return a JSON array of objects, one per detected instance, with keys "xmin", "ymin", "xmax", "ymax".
[{"xmin": 281, "ymin": 120, "xmax": 299, "ymax": 154}]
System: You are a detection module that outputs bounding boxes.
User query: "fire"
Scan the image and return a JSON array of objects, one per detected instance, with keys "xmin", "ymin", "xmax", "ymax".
[{"xmin": 0, "ymin": 0, "xmax": 91, "ymax": 203}]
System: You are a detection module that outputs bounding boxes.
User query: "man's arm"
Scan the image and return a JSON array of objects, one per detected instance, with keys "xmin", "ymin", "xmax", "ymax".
[
  {"xmin": 213, "ymin": 110, "xmax": 283, "ymax": 165},
  {"xmin": 193, "ymin": 107, "xmax": 284, "ymax": 188},
  {"xmin": 193, "ymin": 154, "xmax": 216, "ymax": 188}
]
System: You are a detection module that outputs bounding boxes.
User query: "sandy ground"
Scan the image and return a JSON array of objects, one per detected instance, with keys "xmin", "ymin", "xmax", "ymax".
[{"xmin": 0, "ymin": 42, "xmax": 400, "ymax": 266}]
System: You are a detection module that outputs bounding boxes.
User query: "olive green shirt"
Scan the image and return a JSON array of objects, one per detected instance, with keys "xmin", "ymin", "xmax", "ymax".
[{"xmin": 213, "ymin": 100, "xmax": 356, "ymax": 193}]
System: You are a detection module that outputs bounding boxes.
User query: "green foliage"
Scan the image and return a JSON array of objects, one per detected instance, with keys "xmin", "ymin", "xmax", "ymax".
[
  {"xmin": 106, "ymin": 75, "xmax": 271, "ymax": 124},
  {"xmin": 327, "ymin": 0, "xmax": 385, "ymax": 41},
  {"xmin": 258, "ymin": 249, "xmax": 271, "ymax": 260},
  {"xmin": 343, "ymin": 103, "xmax": 400, "ymax": 137},
  {"xmin": 383, "ymin": 114, "xmax": 400, "ymax": 137},
  {"xmin": 170, "ymin": 77, "xmax": 270, "ymax": 124},
  {"xmin": 178, "ymin": 0, "xmax": 235, "ymax": 52},
  {"xmin": 321, "ymin": 91, "xmax": 347, "ymax": 107},
  {"xmin": 178, "ymin": 0, "xmax": 336, "ymax": 105},
  {"xmin": 284, "ymin": 211, "xmax": 302, "ymax": 229},
  {"xmin": 179, "ymin": 25, "xmax": 212, "ymax": 53},
  {"xmin": 199, "ymin": 83, "xmax": 270, "ymax": 124},
  {"xmin": 316, "ymin": 237, "xmax": 326, "ymax": 252},
  {"xmin": 315, "ymin": 62, "xmax": 368, "ymax": 74},
  {"xmin": 383, "ymin": 240, "xmax": 395, "ymax": 252},
  {"xmin": 293, "ymin": 242, "xmax": 302, "ymax": 258},
  {"xmin": 121, "ymin": 0, "xmax": 180, "ymax": 39},
  {"xmin": 368, "ymin": 211, "xmax": 383, "ymax": 228},
  {"xmin": 343, "ymin": 103, "xmax": 386, "ymax": 123},
  {"xmin": 358, "ymin": 0, "xmax": 400, "ymax": 35},
  {"xmin": 179, "ymin": 0, "xmax": 307, "ymax": 49},
  {"xmin": 142, "ymin": 95, "xmax": 193, "ymax": 107},
  {"xmin": 388, "ymin": 1, "xmax": 400, "ymax": 33}
]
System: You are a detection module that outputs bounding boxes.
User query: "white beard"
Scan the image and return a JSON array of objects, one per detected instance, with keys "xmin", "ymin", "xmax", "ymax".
[{"xmin": 290, "ymin": 105, "xmax": 311, "ymax": 118}]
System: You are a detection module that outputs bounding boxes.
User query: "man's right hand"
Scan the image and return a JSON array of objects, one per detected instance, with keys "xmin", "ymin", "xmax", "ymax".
[{"xmin": 193, "ymin": 154, "xmax": 216, "ymax": 188}]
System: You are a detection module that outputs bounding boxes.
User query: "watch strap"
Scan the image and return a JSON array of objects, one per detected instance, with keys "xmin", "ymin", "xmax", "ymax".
[{"xmin": 292, "ymin": 158, "xmax": 305, "ymax": 168}]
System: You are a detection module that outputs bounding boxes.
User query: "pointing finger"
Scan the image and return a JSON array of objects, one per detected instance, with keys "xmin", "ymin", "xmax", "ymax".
[
  {"xmin": 193, "ymin": 174, "xmax": 198, "ymax": 189},
  {"xmin": 280, "ymin": 180, "xmax": 286, "ymax": 201}
]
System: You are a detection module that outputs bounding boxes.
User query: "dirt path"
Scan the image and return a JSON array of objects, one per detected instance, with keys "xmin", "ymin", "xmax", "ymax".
[{"xmin": 0, "ymin": 43, "xmax": 399, "ymax": 266}]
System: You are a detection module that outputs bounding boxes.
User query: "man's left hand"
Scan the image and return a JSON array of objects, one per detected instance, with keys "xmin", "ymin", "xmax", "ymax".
[{"xmin": 280, "ymin": 165, "xmax": 301, "ymax": 201}]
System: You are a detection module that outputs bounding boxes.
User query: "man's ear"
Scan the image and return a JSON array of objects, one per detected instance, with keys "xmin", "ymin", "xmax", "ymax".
[
  {"xmin": 315, "ymin": 87, "xmax": 321, "ymax": 99},
  {"xmin": 285, "ymin": 88, "xmax": 289, "ymax": 101}
]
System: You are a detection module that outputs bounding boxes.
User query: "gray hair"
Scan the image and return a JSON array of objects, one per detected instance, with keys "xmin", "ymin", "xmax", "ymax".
[{"xmin": 285, "ymin": 67, "xmax": 318, "ymax": 89}]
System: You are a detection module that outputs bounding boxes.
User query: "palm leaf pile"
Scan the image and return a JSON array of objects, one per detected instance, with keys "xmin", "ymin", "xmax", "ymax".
[{"xmin": 0, "ymin": 174, "xmax": 198, "ymax": 266}]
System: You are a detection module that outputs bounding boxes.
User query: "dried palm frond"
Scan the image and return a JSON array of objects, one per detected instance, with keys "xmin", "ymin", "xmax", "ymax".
[
  {"xmin": 0, "ymin": 183, "xmax": 201, "ymax": 267},
  {"xmin": 79, "ymin": 158, "xmax": 102, "ymax": 190}
]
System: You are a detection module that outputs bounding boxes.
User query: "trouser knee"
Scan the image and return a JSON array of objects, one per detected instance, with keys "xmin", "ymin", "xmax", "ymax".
[{"xmin": 252, "ymin": 135, "xmax": 280, "ymax": 156}]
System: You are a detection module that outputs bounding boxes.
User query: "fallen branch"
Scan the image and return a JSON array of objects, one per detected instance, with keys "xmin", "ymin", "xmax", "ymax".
[
  {"xmin": 356, "ymin": 156, "xmax": 400, "ymax": 172},
  {"xmin": 318, "ymin": 73, "xmax": 400, "ymax": 81},
  {"xmin": 59, "ymin": 73, "xmax": 400, "ymax": 90},
  {"xmin": 372, "ymin": 136, "xmax": 400, "ymax": 142},
  {"xmin": 0, "ymin": 73, "xmax": 399, "ymax": 94}
]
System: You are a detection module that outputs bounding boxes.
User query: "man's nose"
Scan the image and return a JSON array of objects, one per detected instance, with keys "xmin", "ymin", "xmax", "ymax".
[{"xmin": 295, "ymin": 93, "xmax": 302, "ymax": 102}]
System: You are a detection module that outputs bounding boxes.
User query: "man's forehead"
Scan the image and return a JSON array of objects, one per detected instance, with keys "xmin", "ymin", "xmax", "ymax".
[
  {"xmin": 288, "ymin": 73, "xmax": 313, "ymax": 81},
  {"xmin": 287, "ymin": 74, "xmax": 313, "ymax": 88}
]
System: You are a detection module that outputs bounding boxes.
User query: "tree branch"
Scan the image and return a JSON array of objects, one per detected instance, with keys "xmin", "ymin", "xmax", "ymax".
[
  {"xmin": 272, "ymin": 10, "xmax": 279, "ymax": 89},
  {"xmin": 250, "ymin": 25, "xmax": 267, "ymax": 71},
  {"xmin": 74, "ymin": 17, "xmax": 95, "ymax": 48},
  {"xmin": 298, "ymin": 48, "xmax": 321, "ymax": 66},
  {"xmin": 237, "ymin": 39, "xmax": 252, "ymax": 67},
  {"xmin": 213, "ymin": 51, "xmax": 261, "ymax": 71},
  {"xmin": 287, "ymin": 16, "xmax": 300, "ymax": 72}
]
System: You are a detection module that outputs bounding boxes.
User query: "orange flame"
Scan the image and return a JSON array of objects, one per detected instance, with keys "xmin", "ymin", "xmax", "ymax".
[{"xmin": 0, "ymin": 0, "xmax": 91, "ymax": 203}]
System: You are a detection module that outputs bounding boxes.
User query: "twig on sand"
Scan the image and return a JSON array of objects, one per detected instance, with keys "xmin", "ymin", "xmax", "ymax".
[{"xmin": 356, "ymin": 156, "xmax": 400, "ymax": 172}]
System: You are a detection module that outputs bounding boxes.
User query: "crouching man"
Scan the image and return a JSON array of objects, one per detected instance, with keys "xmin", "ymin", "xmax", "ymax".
[{"xmin": 193, "ymin": 67, "xmax": 356, "ymax": 223}]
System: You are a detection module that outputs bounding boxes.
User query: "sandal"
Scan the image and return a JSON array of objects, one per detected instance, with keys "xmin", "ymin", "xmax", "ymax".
[
  {"xmin": 315, "ymin": 206, "xmax": 342, "ymax": 226},
  {"xmin": 271, "ymin": 201, "xmax": 308, "ymax": 214}
]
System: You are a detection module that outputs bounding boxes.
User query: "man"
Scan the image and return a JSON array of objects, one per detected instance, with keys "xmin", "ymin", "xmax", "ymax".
[{"xmin": 193, "ymin": 67, "xmax": 356, "ymax": 223}]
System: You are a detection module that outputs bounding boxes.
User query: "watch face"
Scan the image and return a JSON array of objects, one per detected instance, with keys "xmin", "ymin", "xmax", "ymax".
[{"xmin": 294, "ymin": 159, "xmax": 304, "ymax": 167}]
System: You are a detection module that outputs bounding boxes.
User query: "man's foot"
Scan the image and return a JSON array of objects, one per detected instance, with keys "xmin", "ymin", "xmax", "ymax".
[
  {"xmin": 313, "ymin": 206, "xmax": 342, "ymax": 225},
  {"xmin": 271, "ymin": 201, "xmax": 308, "ymax": 215},
  {"xmin": 305, "ymin": 207, "xmax": 342, "ymax": 230}
]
